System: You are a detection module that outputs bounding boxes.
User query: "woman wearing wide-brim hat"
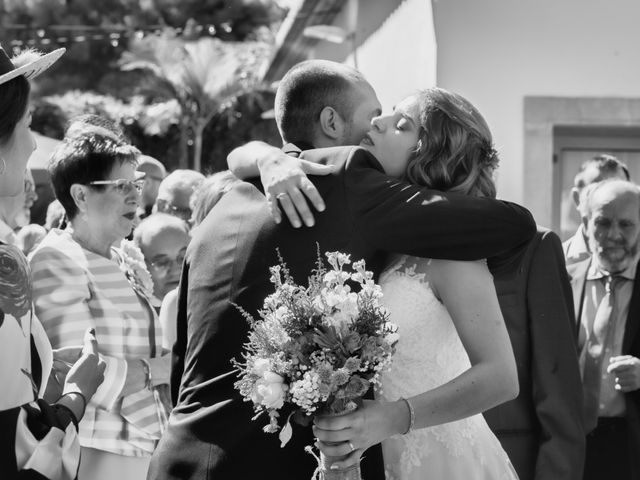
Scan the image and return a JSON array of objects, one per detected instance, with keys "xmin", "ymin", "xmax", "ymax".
[{"xmin": 0, "ymin": 45, "xmax": 106, "ymax": 480}]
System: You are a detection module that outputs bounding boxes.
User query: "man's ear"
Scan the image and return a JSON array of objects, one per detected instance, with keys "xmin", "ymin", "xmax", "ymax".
[
  {"xmin": 581, "ymin": 215, "xmax": 589, "ymax": 232},
  {"xmin": 571, "ymin": 187, "xmax": 581, "ymax": 209},
  {"xmin": 318, "ymin": 106, "xmax": 344, "ymax": 140},
  {"xmin": 69, "ymin": 184, "xmax": 88, "ymax": 214},
  {"xmin": 155, "ymin": 198, "xmax": 167, "ymax": 213}
]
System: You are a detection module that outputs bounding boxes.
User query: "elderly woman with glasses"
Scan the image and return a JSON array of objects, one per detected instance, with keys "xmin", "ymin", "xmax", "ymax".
[{"xmin": 29, "ymin": 128, "xmax": 171, "ymax": 480}]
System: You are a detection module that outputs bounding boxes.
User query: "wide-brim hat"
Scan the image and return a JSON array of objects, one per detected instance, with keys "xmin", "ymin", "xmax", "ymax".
[{"xmin": 0, "ymin": 46, "xmax": 65, "ymax": 86}]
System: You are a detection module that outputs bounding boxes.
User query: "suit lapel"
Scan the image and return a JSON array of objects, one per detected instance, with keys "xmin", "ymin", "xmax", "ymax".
[
  {"xmin": 623, "ymin": 259, "xmax": 640, "ymax": 352},
  {"xmin": 567, "ymin": 258, "xmax": 591, "ymax": 330}
]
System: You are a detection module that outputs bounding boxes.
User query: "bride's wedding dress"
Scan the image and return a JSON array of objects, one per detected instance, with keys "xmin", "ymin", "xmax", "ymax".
[{"xmin": 378, "ymin": 256, "xmax": 519, "ymax": 480}]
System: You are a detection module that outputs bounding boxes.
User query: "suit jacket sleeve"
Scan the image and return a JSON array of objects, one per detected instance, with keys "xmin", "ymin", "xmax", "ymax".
[
  {"xmin": 527, "ymin": 231, "xmax": 585, "ymax": 480},
  {"xmin": 0, "ymin": 399, "xmax": 80, "ymax": 480},
  {"xmin": 170, "ymin": 259, "xmax": 189, "ymax": 406},
  {"xmin": 343, "ymin": 148, "xmax": 536, "ymax": 260}
]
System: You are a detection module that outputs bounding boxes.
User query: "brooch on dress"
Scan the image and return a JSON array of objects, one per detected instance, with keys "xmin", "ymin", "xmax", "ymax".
[{"xmin": 0, "ymin": 243, "xmax": 32, "ymax": 327}]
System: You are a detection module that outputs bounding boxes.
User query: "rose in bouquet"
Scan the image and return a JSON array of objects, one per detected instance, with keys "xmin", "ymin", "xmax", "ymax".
[{"xmin": 233, "ymin": 250, "xmax": 398, "ymax": 479}]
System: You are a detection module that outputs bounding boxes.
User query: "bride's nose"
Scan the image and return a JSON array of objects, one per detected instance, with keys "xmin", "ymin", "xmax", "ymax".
[{"xmin": 370, "ymin": 115, "xmax": 385, "ymax": 132}]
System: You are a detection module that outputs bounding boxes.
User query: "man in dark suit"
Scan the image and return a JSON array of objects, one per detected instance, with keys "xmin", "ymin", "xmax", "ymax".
[
  {"xmin": 566, "ymin": 179, "xmax": 640, "ymax": 480},
  {"xmin": 147, "ymin": 60, "xmax": 536, "ymax": 480},
  {"xmin": 485, "ymin": 227, "xmax": 585, "ymax": 480}
]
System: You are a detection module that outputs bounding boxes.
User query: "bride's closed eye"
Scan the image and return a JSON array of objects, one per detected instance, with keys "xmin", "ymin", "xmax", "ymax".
[
  {"xmin": 396, "ymin": 120, "xmax": 409, "ymax": 131},
  {"xmin": 395, "ymin": 113, "xmax": 417, "ymax": 131}
]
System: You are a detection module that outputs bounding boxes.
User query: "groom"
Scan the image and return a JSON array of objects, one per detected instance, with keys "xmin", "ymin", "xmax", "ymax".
[{"xmin": 148, "ymin": 60, "xmax": 536, "ymax": 480}]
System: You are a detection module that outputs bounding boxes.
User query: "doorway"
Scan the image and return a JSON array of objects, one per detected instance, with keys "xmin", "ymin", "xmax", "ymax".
[
  {"xmin": 553, "ymin": 125, "xmax": 640, "ymax": 241},
  {"xmin": 524, "ymin": 96, "xmax": 640, "ymax": 234}
]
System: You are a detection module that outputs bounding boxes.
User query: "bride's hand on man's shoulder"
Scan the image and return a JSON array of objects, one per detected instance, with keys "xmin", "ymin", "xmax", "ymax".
[{"xmin": 259, "ymin": 152, "xmax": 332, "ymax": 228}]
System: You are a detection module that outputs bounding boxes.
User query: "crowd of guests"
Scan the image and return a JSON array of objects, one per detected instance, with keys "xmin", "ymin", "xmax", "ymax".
[
  {"xmin": 2, "ymin": 47, "xmax": 640, "ymax": 480},
  {"xmin": 4, "ymin": 119, "xmax": 239, "ymax": 479},
  {"xmin": 0, "ymin": 46, "xmax": 239, "ymax": 480}
]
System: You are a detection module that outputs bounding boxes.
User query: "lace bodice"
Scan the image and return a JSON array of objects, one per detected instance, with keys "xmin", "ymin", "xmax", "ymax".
[
  {"xmin": 378, "ymin": 256, "xmax": 471, "ymax": 396},
  {"xmin": 377, "ymin": 255, "xmax": 518, "ymax": 480}
]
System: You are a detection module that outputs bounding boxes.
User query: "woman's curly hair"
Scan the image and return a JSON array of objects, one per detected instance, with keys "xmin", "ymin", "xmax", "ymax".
[{"xmin": 404, "ymin": 88, "xmax": 499, "ymax": 199}]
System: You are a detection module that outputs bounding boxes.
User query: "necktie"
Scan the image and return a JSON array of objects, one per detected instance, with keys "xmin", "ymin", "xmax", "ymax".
[{"xmin": 582, "ymin": 275, "xmax": 621, "ymax": 432}]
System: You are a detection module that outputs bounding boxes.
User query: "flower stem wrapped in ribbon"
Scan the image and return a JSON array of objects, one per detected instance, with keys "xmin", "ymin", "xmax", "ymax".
[{"xmin": 233, "ymin": 249, "xmax": 398, "ymax": 477}]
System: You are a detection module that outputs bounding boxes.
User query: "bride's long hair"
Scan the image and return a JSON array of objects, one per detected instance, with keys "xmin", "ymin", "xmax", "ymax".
[{"xmin": 404, "ymin": 87, "xmax": 499, "ymax": 198}]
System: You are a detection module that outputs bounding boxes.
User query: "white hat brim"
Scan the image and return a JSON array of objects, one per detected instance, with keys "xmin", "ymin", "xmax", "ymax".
[{"xmin": 0, "ymin": 48, "xmax": 66, "ymax": 86}]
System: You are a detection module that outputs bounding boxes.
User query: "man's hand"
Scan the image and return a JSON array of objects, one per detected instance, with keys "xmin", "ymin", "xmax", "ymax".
[
  {"xmin": 607, "ymin": 355, "xmax": 640, "ymax": 392},
  {"xmin": 258, "ymin": 150, "xmax": 333, "ymax": 227}
]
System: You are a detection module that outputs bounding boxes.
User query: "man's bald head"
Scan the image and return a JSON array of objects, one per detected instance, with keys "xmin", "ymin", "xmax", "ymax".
[
  {"xmin": 582, "ymin": 179, "xmax": 640, "ymax": 273},
  {"xmin": 155, "ymin": 169, "xmax": 205, "ymax": 221},
  {"xmin": 137, "ymin": 155, "xmax": 166, "ymax": 208},
  {"xmin": 134, "ymin": 213, "xmax": 190, "ymax": 299},
  {"xmin": 134, "ymin": 212, "xmax": 189, "ymax": 247},
  {"xmin": 274, "ymin": 59, "xmax": 380, "ymax": 147},
  {"xmin": 581, "ymin": 179, "xmax": 640, "ymax": 219},
  {"xmin": 137, "ymin": 155, "xmax": 166, "ymax": 178}
]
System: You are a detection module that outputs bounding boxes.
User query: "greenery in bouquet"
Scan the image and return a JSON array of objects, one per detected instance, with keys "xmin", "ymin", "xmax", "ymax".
[{"xmin": 233, "ymin": 250, "xmax": 398, "ymax": 447}]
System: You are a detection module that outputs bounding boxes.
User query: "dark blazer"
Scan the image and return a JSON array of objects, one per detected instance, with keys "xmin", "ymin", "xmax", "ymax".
[
  {"xmin": 147, "ymin": 145, "xmax": 535, "ymax": 480},
  {"xmin": 567, "ymin": 256, "xmax": 640, "ymax": 478},
  {"xmin": 484, "ymin": 228, "xmax": 585, "ymax": 480}
]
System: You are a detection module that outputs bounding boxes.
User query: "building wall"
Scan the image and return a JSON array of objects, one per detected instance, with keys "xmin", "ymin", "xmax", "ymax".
[
  {"xmin": 432, "ymin": 0, "xmax": 640, "ymax": 224},
  {"xmin": 313, "ymin": 0, "xmax": 437, "ymax": 111}
]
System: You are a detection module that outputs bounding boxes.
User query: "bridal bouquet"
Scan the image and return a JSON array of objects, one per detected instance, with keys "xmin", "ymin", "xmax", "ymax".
[{"xmin": 233, "ymin": 250, "xmax": 398, "ymax": 450}]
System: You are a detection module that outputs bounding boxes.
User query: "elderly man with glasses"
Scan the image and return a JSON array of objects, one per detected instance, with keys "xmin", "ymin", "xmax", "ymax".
[{"xmin": 154, "ymin": 169, "xmax": 204, "ymax": 223}]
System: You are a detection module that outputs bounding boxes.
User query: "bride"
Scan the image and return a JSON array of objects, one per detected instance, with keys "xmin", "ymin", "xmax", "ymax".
[{"xmin": 311, "ymin": 88, "xmax": 519, "ymax": 479}]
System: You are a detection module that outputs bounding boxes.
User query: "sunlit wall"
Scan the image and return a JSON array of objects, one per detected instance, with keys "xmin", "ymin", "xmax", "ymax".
[
  {"xmin": 433, "ymin": 0, "xmax": 640, "ymax": 215},
  {"xmin": 312, "ymin": 0, "xmax": 437, "ymax": 113}
]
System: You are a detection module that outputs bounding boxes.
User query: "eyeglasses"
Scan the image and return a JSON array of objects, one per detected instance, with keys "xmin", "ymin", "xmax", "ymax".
[
  {"xmin": 88, "ymin": 178, "xmax": 145, "ymax": 196},
  {"xmin": 157, "ymin": 200, "xmax": 192, "ymax": 221},
  {"xmin": 148, "ymin": 253, "xmax": 186, "ymax": 275}
]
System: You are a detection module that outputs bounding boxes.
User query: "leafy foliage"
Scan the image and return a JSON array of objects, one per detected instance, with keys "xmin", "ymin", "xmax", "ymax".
[
  {"xmin": 120, "ymin": 31, "xmax": 272, "ymax": 169},
  {"xmin": 1, "ymin": 0, "xmax": 285, "ymax": 39},
  {"xmin": 31, "ymin": 91, "xmax": 184, "ymax": 169},
  {"xmin": 3, "ymin": 1, "xmax": 287, "ymax": 171},
  {"xmin": 31, "ymin": 87, "xmax": 280, "ymax": 173}
]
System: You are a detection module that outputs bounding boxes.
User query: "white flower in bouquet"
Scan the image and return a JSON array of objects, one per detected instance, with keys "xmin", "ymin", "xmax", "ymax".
[
  {"xmin": 252, "ymin": 371, "xmax": 288, "ymax": 409},
  {"xmin": 252, "ymin": 358, "xmax": 272, "ymax": 376},
  {"xmin": 117, "ymin": 239, "xmax": 155, "ymax": 299}
]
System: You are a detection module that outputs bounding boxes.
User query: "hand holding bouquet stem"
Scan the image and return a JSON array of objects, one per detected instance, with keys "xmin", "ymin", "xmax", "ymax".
[{"xmin": 314, "ymin": 399, "xmax": 413, "ymax": 472}]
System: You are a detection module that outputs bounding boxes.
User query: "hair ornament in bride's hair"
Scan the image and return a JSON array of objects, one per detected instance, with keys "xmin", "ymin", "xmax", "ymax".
[{"xmin": 482, "ymin": 143, "xmax": 500, "ymax": 170}]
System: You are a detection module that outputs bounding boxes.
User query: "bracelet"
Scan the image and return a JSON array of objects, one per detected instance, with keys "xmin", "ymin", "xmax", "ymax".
[
  {"xmin": 140, "ymin": 358, "xmax": 152, "ymax": 390},
  {"xmin": 399, "ymin": 397, "xmax": 415, "ymax": 435}
]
